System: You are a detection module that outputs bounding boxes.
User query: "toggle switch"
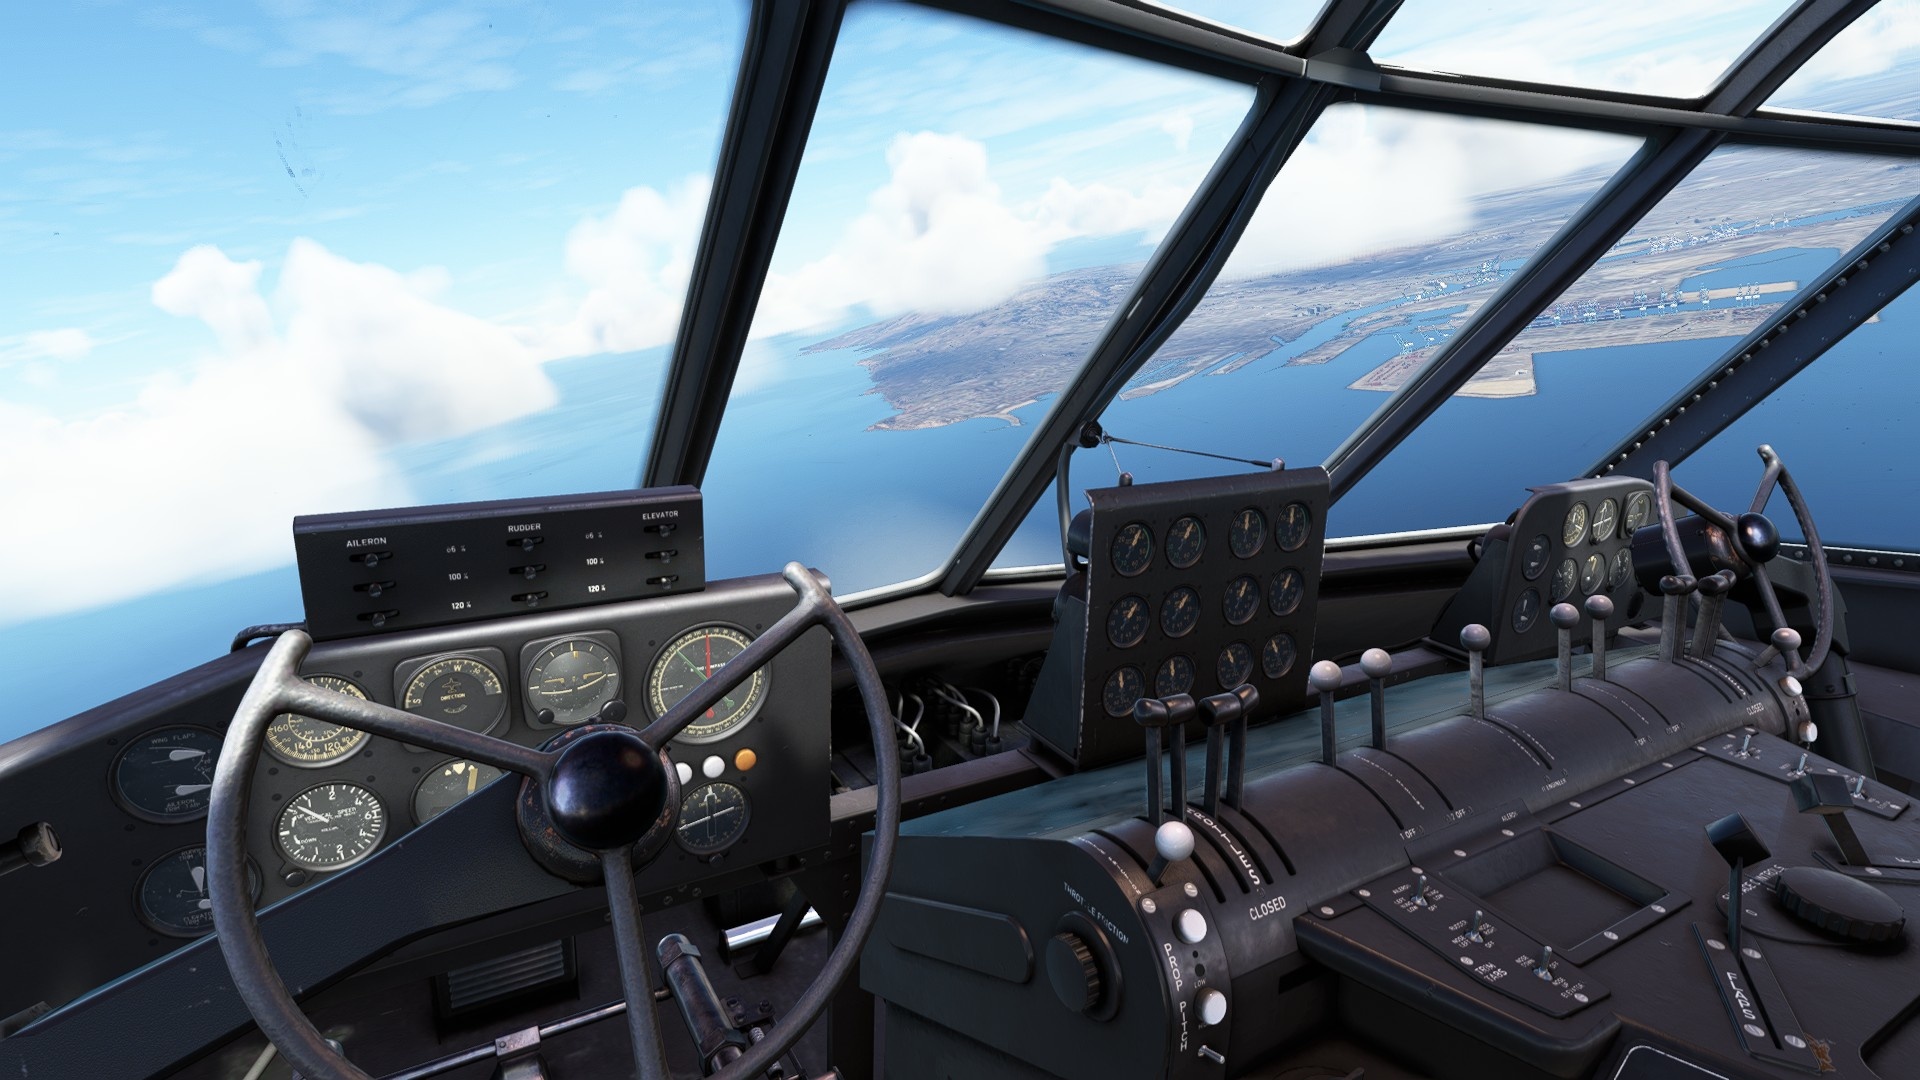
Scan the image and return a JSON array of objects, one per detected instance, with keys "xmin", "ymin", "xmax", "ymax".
[
  {"xmin": 1461, "ymin": 624, "xmax": 1490, "ymax": 720},
  {"xmin": 1585, "ymin": 593, "xmax": 1614, "ymax": 682},
  {"xmin": 1412, "ymin": 872, "xmax": 1430, "ymax": 908},
  {"xmin": 1534, "ymin": 945, "xmax": 1555, "ymax": 981},
  {"xmin": 353, "ymin": 580, "xmax": 396, "ymax": 599},
  {"xmin": 1551, "ymin": 603, "xmax": 1581, "ymax": 692},
  {"xmin": 1467, "ymin": 908, "xmax": 1485, "ymax": 943},
  {"xmin": 1310, "ymin": 661, "xmax": 1343, "ymax": 766},
  {"xmin": 1360, "ymin": 649, "xmax": 1392, "ymax": 751},
  {"xmin": 510, "ymin": 563, "xmax": 546, "ymax": 580},
  {"xmin": 509, "ymin": 535, "xmax": 544, "ymax": 552}
]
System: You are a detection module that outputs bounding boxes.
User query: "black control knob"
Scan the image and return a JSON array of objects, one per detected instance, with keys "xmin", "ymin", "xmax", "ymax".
[
  {"xmin": 1047, "ymin": 931, "xmax": 1103, "ymax": 1014},
  {"xmin": 1775, "ymin": 866, "xmax": 1906, "ymax": 943},
  {"xmin": 1737, "ymin": 512, "xmax": 1780, "ymax": 564}
]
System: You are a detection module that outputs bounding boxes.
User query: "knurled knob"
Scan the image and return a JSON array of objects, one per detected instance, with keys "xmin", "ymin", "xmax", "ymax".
[
  {"xmin": 1775, "ymin": 866, "xmax": 1906, "ymax": 943},
  {"xmin": 1046, "ymin": 931, "xmax": 1103, "ymax": 1014}
]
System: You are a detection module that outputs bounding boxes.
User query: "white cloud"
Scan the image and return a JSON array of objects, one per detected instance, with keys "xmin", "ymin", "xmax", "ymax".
[
  {"xmin": 1030, "ymin": 178, "xmax": 1188, "ymax": 247},
  {"xmin": 1160, "ymin": 112, "xmax": 1195, "ymax": 154},
  {"xmin": 0, "ymin": 240, "xmax": 558, "ymax": 625},
  {"xmin": 531, "ymin": 177, "xmax": 711, "ymax": 359},
  {"xmin": 0, "ymin": 328, "xmax": 96, "ymax": 366},
  {"xmin": 1220, "ymin": 107, "xmax": 1633, "ymax": 278},
  {"xmin": 1775, "ymin": 1, "xmax": 1920, "ymax": 99}
]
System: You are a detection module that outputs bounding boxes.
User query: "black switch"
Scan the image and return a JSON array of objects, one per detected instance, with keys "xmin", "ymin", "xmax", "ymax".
[
  {"xmin": 509, "ymin": 563, "xmax": 546, "ymax": 580},
  {"xmin": 646, "ymin": 549, "xmax": 678, "ymax": 561},
  {"xmin": 1790, "ymin": 772, "xmax": 1872, "ymax": 866},
  {"xmin": 647, "ymin": 575, "xmax": 680, "ymax": 587},
  {"xmin": 357, "ymin": 609, "xmax": 399, "ymax": 628},
  {"xmin": 511, "ymin": 591, "xmax": 548, "ymax": 606},
  {"xmin": 646, "ymin": 522, "xmax": 677, "ymax": 537},
  {"xmin": 508, "ymin": 536, "xmax": 543, "ymax": 551},
  {"xmin": 349, "ymin": 550, "xmax": 391, "ymax": 567},
  {"xmin": 353, "ymin": 580, "xmax": 395, "ymax": 598}
]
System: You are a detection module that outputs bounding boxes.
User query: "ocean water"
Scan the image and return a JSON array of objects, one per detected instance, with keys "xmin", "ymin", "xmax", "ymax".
[{"xmin": 4, "ymin": 249, "xmax": 1915, "ymax": 742}]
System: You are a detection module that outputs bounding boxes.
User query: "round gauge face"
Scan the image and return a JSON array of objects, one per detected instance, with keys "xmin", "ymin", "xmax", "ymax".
[
  {"xmin": 112, "ymin": 727, "xmax": 221, "ymax": 823},
  {"xmin": 1155, "ymin": 655, "xmax": 1195, "ymax": 698},
  {"xmin": 1222, "ymin": 576, "xmax": 1260, "ymax": 626},
  {"xmin": 136, "ymin": 846, "xmax": 260, "ymax": 938},
  {"xmin": 265, "ymin": 675, "xmax": 371, "ymax": 768},
  {"xmin": 1107, "ymin": 595, "xmax": 1150, "ymax": 649},
  {"xmin": 402, "ymin": 656, "xmax": 506, "ymax": 736},
  {"xmin": 276, "ymin": 782, "xmax": 386, "ymax": 871},
  {"xmin": 1521, "ymin": 534, "xmax": 1552, "ymax": 582},
  {"xmin": 1512, "ymin": 588, "xmax": 1542, "ymax": 634},
  {"xmin": 1166, "ymin": 517, "xmax": 1206, "ymax": 569},
  {"xmin": 648, "ymin": 626, "xmax": 769, "ymax": 744},
  {"xmin": 1562, "ymin": 503, "xmax": 1590, "ymax": 547},
  {"xmin": 1590, "ymin": 498, "xmax": 1620, "ymax": 544},
  {"xmin": 1623, "ymin": 490, "xmax": 1654, "ymax": 534},
  {"xmin": 1261, "ymin": 634, "xmax": 1297, "ymax": 680},
  {"xmin": 1229, "ymin": 508, "xmax": 1265, "ymax": 559},
  {"xmin": 526, "ymin": 638, "xmax": 622, "ymax": 726},
  {"xmin": 677, "ymin": 782, "xmax": 750, "ymax": 856},
  {"xmin": 1275, "ymin": 502, "xmax": 1312, "ymax": 553},
  {"xmin": 1216, "ymin": 642, "xmax": 1253, "ymax": 690},
  {"xmin": 1102, "ymin": 666, "xmax": 1145, "ymax": 718},
  {"xmin": 413, "ymin": 759, "xmax": 506, "ymax": 824},
  {"xmin": 1552, "ymin": 558, "xmax": 1579, "ymax": 602},
  {"xmin": 1160, "ymin": 587, "xmax": 1201, "ymax": 638},
  {"xmin": 1609, "ymin": 547, "xmax": 1634, "ymax": 590},
  {"xmin": 1581, "ymin": 553, "xmax": 1607, "ymax": 595},
  {"xmin": 1268, "ymin": 567, "xmax": 1305, "ymax": 617},
  {"xmin": 1110, "ymin": 523, "xmax": 1154, "ymax": 577}
]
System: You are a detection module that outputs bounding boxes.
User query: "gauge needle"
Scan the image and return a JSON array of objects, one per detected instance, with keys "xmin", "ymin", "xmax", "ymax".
[
  {"xmin": 467, "ymin": 767, "xmax": 478, "ymax": 794},
  {"xmin": 190, "ymin": 865, "xmax": 206, "ymax": 895},
  {"xmin": 167, "ymin": 749, "xmax": 206, "ymax": 761},
  {"xmin": 295, "ymin": 806, "xmax": 331, "ymax": 824},
  {"xmin": 174, "ymin": 784, "xmax": 211, "ymax": 796}
]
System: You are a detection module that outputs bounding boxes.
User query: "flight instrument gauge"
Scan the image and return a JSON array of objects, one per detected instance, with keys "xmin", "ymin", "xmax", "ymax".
[
  {"xmin": 1624, "ymin": 490, "xmax": 1654, "ymax": 534},
  {"xmin": 413, "ymin": 759, "xmax": 506, "ymax": 824},
  {"xmin": 526, "ymin": 638, "xmax": 622, "ymax": 726},
  {"xmin": 1229, "ymin": 508, "xmax": 1265, "ymax": 559},
  {"xmin": 1216, "ymin": 642, "xmax": 1253, "ymax": 689},
  {"xmin": 1261, "ymin": 634, "xmax": 1297, "ymax": 679},
  {"xmin": 1610, "ymin": 548, "xmax": 1634, "ymax": 590},
  {"xmin": 677, "ymin": 782, "xmax": 750, "ymax": 856},
  {"xmin": 1562, "ymin": 503, "xmax": 1590, "ymax": 547},
  {"xmin": 112, "ymin": 726, "xmax": 221, "ymax": 823},
  {"xmin": 136, "ymin": 846, "xmax": 261, "ymax": 938},
  {"xmin": 1111, "ymin": 523, "xmax": 1153, "ymax": 577},
  {"xmin": 1581, "ymin": 553, "xmax": 1606, "ymax": 595},
  {"xmin": 1102, "ymin": 666, "xmax": 1144, "ymax": 717},
  {"xmin": 648, "ymin": 626, "xmax": 769, "ymax": 744},
  {"xmin": 1275, "ymin": 502, "xmax": 1312, "ymax": 552},
  {"xmin": 266, "ymin": 675, "xmax": 371, "ymax": 767},
  {"xmin": 1166, "ymin": 516, "xmax": 1206, "ymax": 569},
  {"xmin": 1155, "ymin": 656, "xmax": 1195, "ymax": 698},
  {"xmin": 1513, "ymin": 588, "xmax": 1542, "ymax": 633},
  {"xmin": 1268, "ymin": 567, "xmax": 1305, "ymax": 617},
  {"xmin": 1552, "ymin": 559, "xmax": 1579, "ymax": 602},
  {"xmin": 1223, "ymin": 576, "xmax": 1260, "ymax": 625},
  {"xmin": 1590, "ymin": 498, "xmax": 1619, "ymax": 543},
  {"xmin": 1107, "ymin": 595, "xmax": 1150, "ymax": 648},
  {"xmin": 1160, "ymin": 587, "xmax": 1201, "ymax": 638},
  {"xmin": 277, "ymin": 782, "xmax": 386, "ymax": 871},
  {"xmin": 1521, "ymin": 534, "xmax": 1552, "ymax": 581},
  {"xmin": 401, "ymin": 656, "xmax": 507, "ymax": 737}
]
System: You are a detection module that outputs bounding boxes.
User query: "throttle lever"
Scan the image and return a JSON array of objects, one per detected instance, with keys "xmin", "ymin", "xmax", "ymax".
[{"xmin": 658, "ymin": 933, "xmax": 750, "ymax": 1075}]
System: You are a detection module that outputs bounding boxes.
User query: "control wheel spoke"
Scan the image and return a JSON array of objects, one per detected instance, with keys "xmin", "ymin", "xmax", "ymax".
[{"xmin": 601, "ymin": 846, "xmax": 672, "ymax": 1080}]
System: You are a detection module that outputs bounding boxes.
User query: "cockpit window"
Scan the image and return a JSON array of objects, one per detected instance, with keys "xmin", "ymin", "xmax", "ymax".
[
  {"xmin": 987, "ymin": 105, "xmax": 1639, "ymax": 568},
  {"xmin": 0, "ymin": 3, "xmax": 747, "ymax": 736},
  {"xmin": 701, "ymin": 0, "xmax": 1255, "ymax": 596},
  {"xmin": 1369, "ymin": 1, "xmax": 1794, "ymax": 98},
  {"xmin": 1339, "ymin": 144, "xmax": 1915, "ymax": 538},
  {"xmin": 1766, "ymin": 0, "xmax": 1920, "ymax": 120},
  {"xmin": 1144, "ymin": 1, "xmax": 1329, "ymax": 45},
  {"xmin": 1679, "ymin": 280, "xmax": 1920, "ymax": 550}
]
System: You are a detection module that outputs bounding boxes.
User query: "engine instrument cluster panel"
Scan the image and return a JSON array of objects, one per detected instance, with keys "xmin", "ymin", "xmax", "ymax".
[
  {"xmin": 1027, "ymin": 466, "xmax": 1330, "ymax": 768},
  {"xmin": 1432, "ymin": 476, "xmax": 1654, "ymax": 666}
]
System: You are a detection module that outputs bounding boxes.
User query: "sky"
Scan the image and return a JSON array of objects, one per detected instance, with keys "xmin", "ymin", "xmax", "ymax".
[{"xmin": 0, "ymin": 0, "xmax": 1914, "ymax": 725}]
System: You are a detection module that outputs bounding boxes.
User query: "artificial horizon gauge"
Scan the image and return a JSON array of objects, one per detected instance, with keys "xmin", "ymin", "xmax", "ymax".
[
  {"xmin": 1223, "ymin": 576, "xmax": 1260, "ymax": 625},
  {"xmin": 135, "ymin": 845, "xmax": 261, "ymax": 938},
  {"xmin": 1111, "ymin": 523, "xmax": 1153, "ymax": 576},
  {"xmin": 1275, "ymin": 501, "xmax": 1312, "ymax": 552},
  {"xmin": 111, "ymin": 726, "xmax": 220, "ymax": 824},
  {"xmin": 1562, "ymin": 502, "xmax": 1590, "ymax": 547},
  {"xmin": 648, "ymin": 625, "xmax": 769, "ymax": 744},
  {"xmin": 265, "ymin": 675, "xmax": 371, "ymax": 767},
  {"xmin": 1217, "ymin": 642, "xmax": 1253, "ymax": 689},
  {"xmin": 1591, "ymin": 497, "xmax": 1620, "ymax": 543},
  {"xmin": 276, "ymin": 781, "xmax": 386, "ymax": 871},
  {"xmin": 1553, "ymin": 558, "xmax": 1579, "ymax": 603},
  {"xmin": 1102, "ymin": 666, "xmax": 1144, "ymax": 717},
  {"xmin": 525, "ymin": 637, "xmax": 622, "ymax": 726},
  {"xmin": 1155, "ymin": 655, "xmax": 1195, "ymax": 698},
  {"xmin": 1107, "ymin": 595, "xmax": 1150, "ymax": 648},
  {"xmin": 1166, "ymin": 516, "xmax": 1206, "ymax": 568},
  {"xmin": 676, "ymin": 781, "xmax": 749, "ymax": 856},
  {"xmin": 1521, "ymin": 534, "xmax": 1552, "ymax": 581},
  {"xmin": 413, "ymin": 759, "xmax": 505, "ymax": 824},
  {"xmin": 401, "ymin": 655, "xmax": 507, "ymax": 739},
  {"xmin": 1229, "ymin": 508, "xmax": 1266, "ymax": 559},
  {"xmin": 1624, "ymin": 490, "xmax": 1654, "ymax": 534},
  {"xmin": 1160, "ymin": 586, "xmax": 1201, "ymax": 638},
  {"xmin": 1261, "ymin": 634, "xmax": 1297, "ymax": 679},
  {"xmin": 1268, "ymin": 567, "xmax": 1304, "ymax": 617}
]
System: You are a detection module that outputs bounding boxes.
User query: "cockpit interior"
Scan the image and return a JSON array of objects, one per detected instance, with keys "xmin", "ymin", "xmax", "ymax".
[{"xmin": 5, "ymin": 1, "xmax": 1920, "ymax": 1077}]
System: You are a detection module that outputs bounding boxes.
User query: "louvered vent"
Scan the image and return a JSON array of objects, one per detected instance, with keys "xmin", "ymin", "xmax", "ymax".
[{"xmin": 435, "ymin": 939, "xmax": 576, "ymax": 1019}]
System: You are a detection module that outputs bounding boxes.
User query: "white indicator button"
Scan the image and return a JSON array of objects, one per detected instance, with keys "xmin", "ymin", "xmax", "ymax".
[
  {"xmin": 1176, "ymin": 909, "xmax": 1208, "ymax": 944},
  {"xmin": 676, "ymin": 762, "xmax": 693, "ymax": 785},
  {"xmin": 1196, "ymin": 987, "xmax": 1228, "ymax": 1026},
  {"xmin": 702, "ymin": 755, "xmax": 725, "ymax": 779}
]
